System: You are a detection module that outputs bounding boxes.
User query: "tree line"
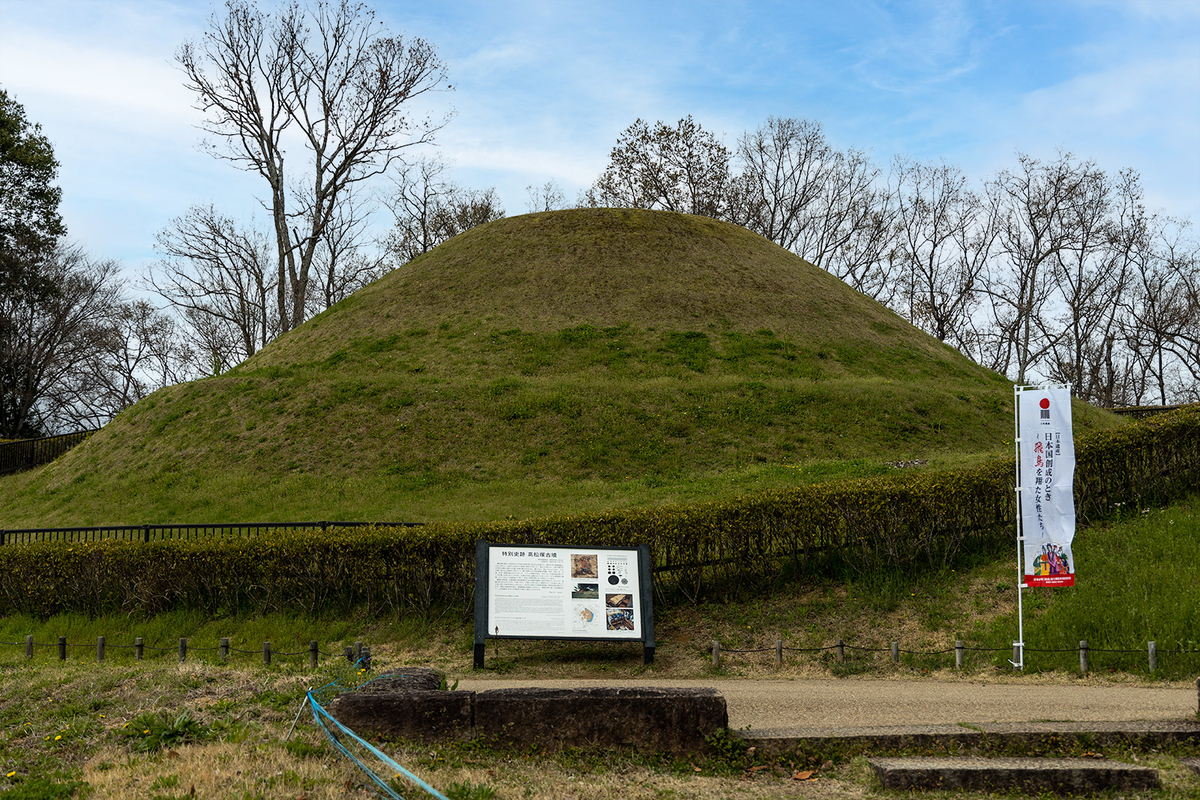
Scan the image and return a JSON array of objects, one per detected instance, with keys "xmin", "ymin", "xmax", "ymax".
[
  {"xmin": 3, "ymin": 0, "xmax": 1196, "ymax": 439},
  {"xmin": 578, "ymin": 115, "xmax": 1199, "ymax": 408}
]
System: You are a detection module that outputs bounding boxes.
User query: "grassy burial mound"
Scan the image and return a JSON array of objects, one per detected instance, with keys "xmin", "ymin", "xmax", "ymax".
[{"xmin": 2, "ymin": 209, "xmax": 1122, "ymax": 526}]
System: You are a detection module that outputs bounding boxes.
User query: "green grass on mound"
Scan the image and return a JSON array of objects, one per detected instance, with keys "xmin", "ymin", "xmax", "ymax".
[{"xmin": 1, "ymin": 209, "xmax": 1124, "ymax": 527}]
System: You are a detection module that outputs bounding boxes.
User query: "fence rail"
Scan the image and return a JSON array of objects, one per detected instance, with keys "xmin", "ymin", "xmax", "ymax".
[
  {"xmin": 0, "ymin": 520, "xmax": 424, "ymax": 545},
  {"xmin": 1110, "ymin": 404, "xmax": 1187, "ymax": 419},
  {"xmin": 0, "ymin": 429, "xmax": 98, "ymax": 475}
]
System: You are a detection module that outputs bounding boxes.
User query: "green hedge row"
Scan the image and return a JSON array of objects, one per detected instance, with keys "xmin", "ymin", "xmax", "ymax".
[{"xmin": 1, "ymin": 405, "xmax": 1196, "ymax": 618}]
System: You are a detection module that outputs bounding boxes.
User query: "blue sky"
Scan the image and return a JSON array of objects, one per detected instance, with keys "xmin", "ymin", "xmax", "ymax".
[{"xmin": 1, "ymin": 0, "xmax": 1198, "ymax": 277}]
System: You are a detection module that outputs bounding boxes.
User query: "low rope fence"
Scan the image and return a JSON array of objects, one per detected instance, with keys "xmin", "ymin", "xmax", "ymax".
[
  {"xmin": 6, "ymin": 633, "xmax": 1194, "ymax": 677},
  {"xmin": 709, "ymin": 637, "xmax": 1199, "ymax": 675},
  {"xmin": 1, "ymin": 635, "xmax": 375, "ymax": 669}
]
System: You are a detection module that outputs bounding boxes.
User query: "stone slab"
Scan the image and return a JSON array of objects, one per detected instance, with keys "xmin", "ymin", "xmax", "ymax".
[
  {"xmin": 474, "ymin": 686, "xmax": 726, "ymax": 754},
  {"xmin": 330, "ymin": 689, "xmax": 473, "ymax": 741},
  {"xmin": 869, "ymin": 756, "xmax": 1160, "ymax": 794},
  {"xmin": 354, "ymin": 668, "xmax": 445, "ymax": 693}
]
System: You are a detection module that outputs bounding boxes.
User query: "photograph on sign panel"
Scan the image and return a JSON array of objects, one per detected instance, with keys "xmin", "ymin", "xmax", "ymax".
[
  {"xmin": 571, "ymin": 553, "xmax": 598, "ymax": 578},
  {"xmin": 571, "ymin": 582, "xmax": 599, "ymax": 599},
  {"xmin": 607, "ymin": 608, "xmax": 635, "ymax": 631},
  {"xmin": 605, "ymin": 593, "xmax": 632, "ymax": 608}
]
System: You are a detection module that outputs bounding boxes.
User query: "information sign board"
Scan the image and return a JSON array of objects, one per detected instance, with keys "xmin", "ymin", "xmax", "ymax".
[{"xmin": 473, "ymin": 541, "xmax": 655, "ymax": 667}]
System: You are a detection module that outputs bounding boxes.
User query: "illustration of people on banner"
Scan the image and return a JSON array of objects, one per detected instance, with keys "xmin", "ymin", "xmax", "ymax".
[{"xmin": 1018, "ymin": 387, "xmax": 1077, "ymax": 587}]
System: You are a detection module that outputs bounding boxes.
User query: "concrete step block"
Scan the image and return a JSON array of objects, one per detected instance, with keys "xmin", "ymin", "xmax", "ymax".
[{"xmin": 869, "ymin": 756, "xmax": 1159, "ymax": 794}]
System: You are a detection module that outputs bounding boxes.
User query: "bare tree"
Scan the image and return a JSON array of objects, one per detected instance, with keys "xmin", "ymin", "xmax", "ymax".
[
  {"xmin": 583, "ymin": 116, "xmax": 735, "ymax": 218},
  {"xmin": 1045, "ymin": 168, "xmax": 1154, "ymax": 405},
  {"xmin": 737, "ymin": 116, "xmax": 835, "ymax": 252},
  {"xmin": 67, "ymin": 300, "xmax": 195, "ymax": 429},
  {"xmin": 1151, "ymin": 219, "xmax": 1200, "ymax": 400},
  {"xmin": 525, "ymin": 180, "xmax": 567, "ymax": 213},
  {"xmin": 177, "ymin": 0, "xmax": 447, "ymax": 334},
  {"xmin": 149, "ymin": 204, "xmax": 277, "ymax": 373},
  {"xmin": 797, "ymin": 147, "xmax": 897, "ymax": 303},
  {"xmin": 385, "ymin": 156, "xmax": 504, "ymax": 263},
  {"xmin": 1119, "ymin": 223, "xmax": 1177, "ymax": 404},
  {"xmin": 980, "ymin": 152, "xmax": 1102, "ymax": 383},
  {"xmin": 384, "ymin": 156, "xmax": 452, "ymax": 262},
  {"xmin": 891, "ymin": 156, "xmax": 997, "ymax": 354},
  {"xmin": 307, "ymin": 186, "xmax": 387, "ymax": 314},
  {"xmin": 0, "ymin": 243, "xmax": 122, "ymax": 436}
]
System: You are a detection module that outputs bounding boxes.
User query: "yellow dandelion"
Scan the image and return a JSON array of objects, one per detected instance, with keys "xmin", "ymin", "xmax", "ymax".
[
  {"xmin": 54, "ymin": 735, "xmax": 62, "ymax": 741},
  {"xmin": 6, "ymin": 771, "xmax": 15, "ymax": 778},
  {"xmin": 143, "ymin": 729, "xmax": 150, "ymax": 734}
]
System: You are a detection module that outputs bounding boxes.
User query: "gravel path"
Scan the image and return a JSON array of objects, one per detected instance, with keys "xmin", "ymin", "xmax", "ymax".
[{"xmin": 456, "ymin": 677, "xmax": 1198, "ymax": 731}]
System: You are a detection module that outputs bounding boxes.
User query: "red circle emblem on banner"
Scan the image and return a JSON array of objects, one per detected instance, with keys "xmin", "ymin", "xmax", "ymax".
[{"xmin": 1039, "ymin": 398, "xmax": 1050, "ymax": 409}]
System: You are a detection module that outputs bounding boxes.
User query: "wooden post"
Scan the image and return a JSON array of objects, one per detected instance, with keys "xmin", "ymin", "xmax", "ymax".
[
  {"xmin": 220, "ymin": 638, "xmax": 229, "ymax": 661},
  {"xmin": 775, "ymin": 639, "xmax": 783, "ymax": 668},
  {"xmin": 58, "ymin": 636, "xmax": 66, "ymax": 661},
  {"xmin": 97, "ymin": 636, "xmax": 105, "ymax": 663},
  {"xmin": 711, "ymin": 640, "xmax": 720, "ymax": 668},
  {"xmin": 263, "ymin": 641, "xmax": 271, "ymax": 666},
  {"xmin": 135, "ymin": 637, "xmax": 143, "ymax": 661},
  {"xmin": 343, "ymin": 646, "xmax": 354, "ymax": 663},
  {"xmin": 1079, "ymin": 640, "xmax": 1088, "ymax": 674},
  {"xmin": 179, "ymin": 638, "xmax": 187, "ymax": 663},
  {"xmin": 836, "ymin": 639, "xmax": 845, "ymax": 663},
  {"xmin": 891, "ymin": 641, "xmax": 899, "ymax": 664},
  {"xmin": 309, "ymin": 641, "xmax": 319, "ymax": 669},
  {"xmin": 354, "ymin": 641, "xmax": 363, "ymax": 662},
  {"xmin": 25, "ymin": 635, "xmax": 33, "ymax": 659},
  {"xmin": 955, "ymin": 640, "xmax": 964, "ymax": 670},
  {"xmin": 1148, "ymin": 641, "xmax": 1156, "ymax": 673}
]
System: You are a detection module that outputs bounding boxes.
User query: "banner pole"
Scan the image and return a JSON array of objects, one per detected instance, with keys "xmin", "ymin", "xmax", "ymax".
[{"xmin": 1013, "ymin": 385, "xmax": 1025, "ymax": 670}]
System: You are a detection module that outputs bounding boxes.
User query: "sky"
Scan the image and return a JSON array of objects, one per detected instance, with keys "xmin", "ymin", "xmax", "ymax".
[{"xmin": 1, "ymin": 0, "xmax": 1198, "ymax": 281}]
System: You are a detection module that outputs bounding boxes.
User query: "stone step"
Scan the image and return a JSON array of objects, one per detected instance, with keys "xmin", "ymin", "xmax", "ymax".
[
  {"xmin": 745, "ymin": 720, "xmax": 1200, "ymax": 757},
  {"xmin": 868, "ymin": 756, "xmax": 1160, "ymax": 794}
]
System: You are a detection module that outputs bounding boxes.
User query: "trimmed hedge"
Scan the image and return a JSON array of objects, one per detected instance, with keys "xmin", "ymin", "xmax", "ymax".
[{"xmin": 1, "ymin": 405, "xmax": 1196, "ymax": 618}]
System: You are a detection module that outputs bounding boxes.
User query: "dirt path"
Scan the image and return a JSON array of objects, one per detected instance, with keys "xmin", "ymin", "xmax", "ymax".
[{"xmin": 456, "ymin": 677, "xmax": 1198, "ymax": 731}]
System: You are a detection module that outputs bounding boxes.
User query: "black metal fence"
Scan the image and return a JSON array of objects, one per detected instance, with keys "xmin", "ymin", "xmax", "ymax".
[
  {"xmin": 1110, "ymin": 404, "xmax": 1187, "ymax": 420},
  {"xmin": 0, "ymin": 520, "xmax": 424, "ymax": 546},
  {"xmin": 0, "ymin": 429, "xmax": 98, "ymax": 474}
]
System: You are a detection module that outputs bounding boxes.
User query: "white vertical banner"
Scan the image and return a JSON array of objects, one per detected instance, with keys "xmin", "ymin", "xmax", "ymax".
[{"xmin": 1018, "ymin": 386, "xmax": 1077, "ymax": 587}]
